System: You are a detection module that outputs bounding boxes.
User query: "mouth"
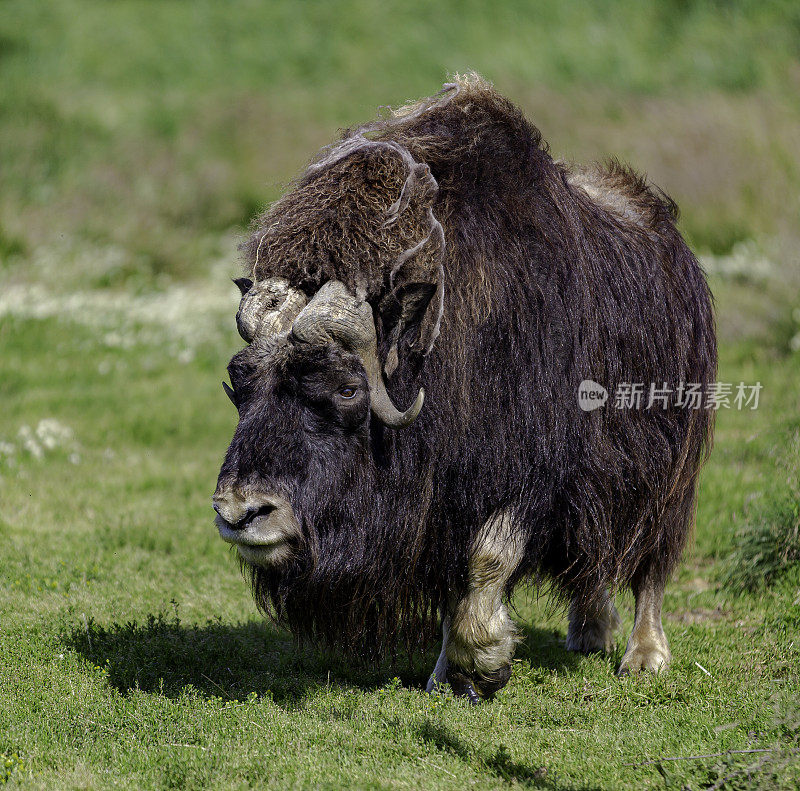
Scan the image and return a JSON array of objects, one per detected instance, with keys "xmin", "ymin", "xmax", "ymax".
[{"xmin": 216, "ymin": 514, "xmax": 293, "ymax": 565}]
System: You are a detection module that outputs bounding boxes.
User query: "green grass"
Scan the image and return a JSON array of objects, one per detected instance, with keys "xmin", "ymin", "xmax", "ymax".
[
  {"xmin": 1, "ymin": 277, "xmax": 798, "ymax": 791},
  {"xmin": 2, "ymin": 1, "xmax": 800, "ymax": 788},
  {"xmin": 718, "ymin": 435, "xmax": 800, "ymax": 592}
]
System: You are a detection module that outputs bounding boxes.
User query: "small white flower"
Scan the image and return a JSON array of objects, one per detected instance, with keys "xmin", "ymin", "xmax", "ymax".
[
  {"xmin": 35, "ymin": 419, "xmax": 74, "ymax": 449},
  {"xmin": 17, "ymin": 425, "xmax": 43, "ymax": 457},
  {"xmin": 23, "ymin": 437, "xmax": 44, "ymax": 459}
]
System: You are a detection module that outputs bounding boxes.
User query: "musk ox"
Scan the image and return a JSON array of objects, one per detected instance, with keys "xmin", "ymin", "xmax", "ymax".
[{"xmin": 213, "ymin": 74, "xmax": 716, "ymax": 702}]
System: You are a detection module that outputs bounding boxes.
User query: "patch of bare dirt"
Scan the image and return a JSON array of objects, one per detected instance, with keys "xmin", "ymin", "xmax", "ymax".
[{"xmin": 667, "ymin": 606, "xmax": 729, "ymax": 624}]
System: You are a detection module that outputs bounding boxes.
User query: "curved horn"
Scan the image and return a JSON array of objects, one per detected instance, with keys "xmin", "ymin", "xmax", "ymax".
[
  {"xmin": 236, "ymin": 277, "xmax": 307, "ymax": 343},
  {"xmin": 290, "ymin": 280, "xmax": 424, "ymax": 429}
]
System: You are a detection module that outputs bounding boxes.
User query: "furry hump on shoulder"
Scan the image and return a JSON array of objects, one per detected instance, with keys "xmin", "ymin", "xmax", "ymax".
[
  {"xmin": 240, "ymin": 71, "xmax": 687, "ymax": 326},
  {"xmin": 240, "ymin": 73, "xmax": 545, "ymax": 303}
]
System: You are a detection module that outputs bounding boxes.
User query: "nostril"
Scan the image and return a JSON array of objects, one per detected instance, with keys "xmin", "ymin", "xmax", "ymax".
[{"xmin": 234, "ymin": 504, "xmax": 275, "ymax": 530}]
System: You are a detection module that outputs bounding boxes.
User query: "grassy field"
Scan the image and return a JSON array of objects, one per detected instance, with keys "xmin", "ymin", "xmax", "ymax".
[{"xmin": 1, "ymin": 1, "xmax": 799, "ymax": 789}]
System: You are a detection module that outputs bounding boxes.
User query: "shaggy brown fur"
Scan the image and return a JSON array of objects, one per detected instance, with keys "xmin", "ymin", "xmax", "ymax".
[{"xmin": 221, "ymin": 73, "xmax": 716, "ymax": 666}]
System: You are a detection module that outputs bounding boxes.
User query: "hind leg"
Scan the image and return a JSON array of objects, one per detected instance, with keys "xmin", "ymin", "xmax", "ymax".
[
  {"xmin": 617, "ymin": 481, "xmax": 699, "ymax": 674},
  {"xmin": 426, "ymin": 511, "xmax": 525, "ymax": 702},
  {"xmin": 566, "ymin": 589, "xmax": 621, "ymax": 654},
  {"xmin": 618, "ymin": 564, "xmax": 671, "ymax": 674}
]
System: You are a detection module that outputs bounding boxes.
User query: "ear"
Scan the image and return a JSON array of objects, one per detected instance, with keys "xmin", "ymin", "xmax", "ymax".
[
  {"xmin": 378, "ymin": 279, "xmax": 441, "ymax": 377},
  {"xmin": 233, "ymin": 277, "xmax": 253, "ymax": 296},
  {"xmin": 377, "ymin": 163, "xmax": 446, "ymax": 377}
]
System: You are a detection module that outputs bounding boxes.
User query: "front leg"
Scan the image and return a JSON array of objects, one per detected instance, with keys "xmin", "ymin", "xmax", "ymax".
[{"xmin": 428, "ymin": 512, "xmax": 525, "ymax": 702}]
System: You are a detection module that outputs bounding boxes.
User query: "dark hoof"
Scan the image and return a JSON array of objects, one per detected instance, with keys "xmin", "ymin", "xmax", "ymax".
[
  {"xmin": 448, "ymin": 663, "xmax": 512, "ymax": 703},
  {"xmin": 448, "ymin": 669, "xmax": 481, "ymax": 704},
  {"xmin": 478, "ymin": 663, "xmax": 512, "ymax": 697}
]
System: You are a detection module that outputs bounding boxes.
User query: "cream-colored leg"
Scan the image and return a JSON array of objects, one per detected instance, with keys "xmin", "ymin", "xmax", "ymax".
[{"xmin": 442, "ymin": 512, "xmax": 525, "ymax": 700}]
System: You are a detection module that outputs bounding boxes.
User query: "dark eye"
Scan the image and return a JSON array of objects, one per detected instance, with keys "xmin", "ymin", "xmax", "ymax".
[{"xmin": 338, "ymin": 386, "xmax": 358, "ymax": 400}]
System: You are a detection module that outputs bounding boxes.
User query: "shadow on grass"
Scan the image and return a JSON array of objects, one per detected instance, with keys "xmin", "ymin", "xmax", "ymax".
[
  {"xmin": 516, "ymin": 621, "xmax": 585, "ymax": 674},
  {"xmin": 66, "ymin": 612, "xmax": 426, "ymax": 706},
  {"xmin": 66, "ymin": 611, "xmax": 585, "ymax": 706},
  {"xmin": 418, "ymin": 720, "xmax": 601, "ymax": 790}
]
